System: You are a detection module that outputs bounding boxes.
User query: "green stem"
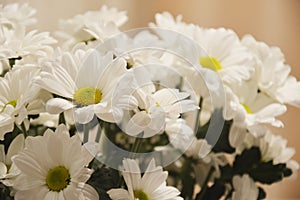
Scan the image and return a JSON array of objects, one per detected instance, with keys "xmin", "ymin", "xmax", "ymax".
[
  {"xmin": 95, "ymin": 125, "xmax": 101, "ymax": 143},
  {"xmin": 196, "ymin": 167, "xmax": 214, "ymax": 200},
  {"xmin": 180, "ymin": 158, "xmax": 195, "ymax": 200},
  {"xmin": 21, "ymin": 122, "xmax": 28, "ymax": 137},
  {"xmin": 130, "ymin": 135, "xmax": 143, "ymax": 159},
  {"xmin": 83, "ymin": 123, "xmax": 89, "ymax": 144},
  {"xmin": 194, "ymin": 96, "xmax": 203, "ymax": 132}
]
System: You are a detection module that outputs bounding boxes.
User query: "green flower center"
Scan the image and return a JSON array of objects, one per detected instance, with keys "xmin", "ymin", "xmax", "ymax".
[
  {"xmin": 155, "ymin": 102, "xmax": 160, "ymax": 107},
  {"xmin": 241, "ymin": 103, "xmax": 253, "ymax": 114},
  {"xmin": 134, "ymin": 190, "xmax": 149, "ymax": 200},
  {"xmin": 1, "ymin": 99, "xmax": 17, "ymax": 113},
  {"xmin": 73, "ymin": 86, "xmax": 102, "ymax": 106},
  {"xmin": 46, "ymin": 166, "xmax": 70, "ymax": 192},
  {"xmin": 200, "ymin": 56, "xmax": 222, "ymax": 71}
]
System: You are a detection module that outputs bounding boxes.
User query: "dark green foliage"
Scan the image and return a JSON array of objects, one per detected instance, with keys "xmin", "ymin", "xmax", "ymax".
[
  {"xmin": 87, "ymin": 167, "xmax": 121, "ymax": 199},
  {"xmin": 233, "ymin": 147, "xmax": 292, "ymax": 184},
  {"xmin": 180, "ymin": 159, "xmax": 196, "ymax": 200},
  {"xmin": 0, "ymin": 183, "xmax": 13, "ymax": 200},
  {"xmin": 197, "ymin": 181, "xmax": 225, "ymax": 200},
  {"xmin": 258, "ymin": 187, "xmax": 266, "ymax": 200},
  {"xmin": 196, "ymin": 109, "xmax": 235, "ymax": 153}
]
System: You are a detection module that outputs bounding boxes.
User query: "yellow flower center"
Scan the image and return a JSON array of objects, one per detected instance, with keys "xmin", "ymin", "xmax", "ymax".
[
  {"xmin": 199, "ymin": 56, "xmax": 222, "ymax": 71},
  {"xmin": 241, "ymin": 103, "xmax": 253, "ymax": 114},
  {"xmin": 73, "ymin": 86, "xmax": 102, "ymax": 106},
  {"xmin": 0, "ymin": 99, "xmax": 17, "ymax": 113},
  {"xmin": 46, "ymin": 166, "xmax": 70, "ymax": 192},
  {"xmin": 134, "ymin": 190, "xmax": 149, "ymax": 200}
]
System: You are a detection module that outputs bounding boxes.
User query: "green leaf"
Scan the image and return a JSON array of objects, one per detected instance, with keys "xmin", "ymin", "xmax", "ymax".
[
  {"xmin": 195, "ymin": 181, "xmax": 225, "ymax": 200},
  {"xmin": 233, "ymin": 147, "xmax": 292, "ymax": 184},
  {"xmin": 257, "ymin": 186, "xmax": 266, "ymax": 200},
  {"xmin": 0, "ymin": 183, "xmax": 14, "ymax": 200},
  {"xmin": 87, "ymin": 167, "xmax": 121, "ymax": 196}
]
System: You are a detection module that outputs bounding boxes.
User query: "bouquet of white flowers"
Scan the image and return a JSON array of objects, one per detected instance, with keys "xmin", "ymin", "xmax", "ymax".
[{"xmin": 0, "ymin": 3, "xmax": 299, "ymax": 200}]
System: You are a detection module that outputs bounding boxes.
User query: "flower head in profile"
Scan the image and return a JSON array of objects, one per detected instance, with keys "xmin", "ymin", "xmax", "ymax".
[
  {"xmin": 108, "ymin": 159, "xmax": 183, "ymax": 200},
  {"xmin": 232, "ymin": 174, "xmax": 258, "ymax": 200},
  {"xmin": 242, "ymin": 35, "xmax": 300, "ymax": 107},
  {"xmin": 0, "ymin": 25, "xmax": 56, "ymax": 62},
  {"xmin": 0, "ymin": 3, "xmax": 37, "ymax": 28},
  {"xmin": 0, "ymin": 67, "xmax": 44, "ymax": 138},
  {"xmin": 237, "ymin": 130, "xmax": 299, "ymax": 180},
  {"xmin": 56, "ymin": 5, "xmax": 128, "ymax": 48},
  {"xmin": 0, "ymin": 134, "xmax": 24, "ymax": 186},
  {"xmin": 12, "ymin": 125, "xmax": 98, "ymax": 200},
  {"xmin": 224, "ymin": 82, "xmax": 287, "ymax": 147}
]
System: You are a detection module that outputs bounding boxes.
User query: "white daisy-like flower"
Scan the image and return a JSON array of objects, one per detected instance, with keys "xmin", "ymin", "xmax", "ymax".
[
  {"xmin": 0, "ymin": 25, "xmax": 56, "ymax": 61},
  {"xmin": 224, "ymin": 81, "xmax": 287, "ymax": 146},
  {"xmin": 149, "ymin": 12, "xmax": 197, "ymax": 39},
  {"xmin": 36, "ymin": 49, "xmax": 128, "ymax": 124},
  {"xmin": 238, "ymin": 130, "xmax": 297, "ymax": 165},
  {"xmin": 194, "ymin": 27, "xmax": 254, "ymax": 85},
  {"xmin": 0, "ymin": 67, "xmax": 43, "ymax": 138},
  {"xmin": 232, "ymin": 174, "xmax": 258, "ymax": 200},
  {"xmin": 165, "ymin": 118, "xmax": 195, "ymax": 153},
  {"xmin": 123, "ymin": 74, "xmax": 198, "ymax": 137},
  {"xmin": 242, "ymin": 35, "xmax": 300, "ymax": 107},
  {"xmin": 108, "ymin": 159, "xmax": 183, "ymax": 200},
  {"xmin": 0, "ymin": 3, "xmax": 36, "ymax": 28},
  {"xmin": 0, "ymin": 134, "xmax": 24, "ymax": 186},
  {"xmin": 56, "ymin": 5, "xmax": 127, "ymax": 48},
  {"xmin": 12, "ymin": 125, "xmax": 98, "ymax": 200},
  {"xmin": 151, "ymin": 13, "xmax": 254, "ymax": 86}
]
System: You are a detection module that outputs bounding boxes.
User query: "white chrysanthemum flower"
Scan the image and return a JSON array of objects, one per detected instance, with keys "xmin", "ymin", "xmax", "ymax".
[
  {"xmin": 56, "ymin": 5, "xmax": 127, "ymax": 48},
  {"xmin": 239, "ymin": 130, "xmax": 297, "ymax": 165},
  {"xmin": 108, "ymin": 159, "xmax": 183, "ymax": 200},
  {"xmin": 149, "ymin": 12, "xmax": 197, "ymax": 38},
  {"xmin": 259, "ymin": 131, "xmax": 296, "ymax": 165},
  {"xmin": 224, "ymin": 82, "xmax": 287, "ymax": 146},
  {"xmin": 36, "ymin": 49, "xmax": 128, "ymax": 124},
  {"xmin": 0, "ymin": 25, "xmax": 56, "ymax": 61},
  {"xmin": 194, "ymin": 28, "xmax": 254, "ymax": 85},
  {"xmin": 165, "ymin": 118, "xmax": 195, "ymax": 152},
  {"xmin": 0, "ymin": 67, "xmax": 44, "ymax": 138},
  {"xmin": 151, "ymin": 13, "xmax": 254, "ymax": 86},
  {"xmin": 0, "ymin": 134, "xmax": 24, "ymax": 186},
  {"xmin": 124, "ymin": 81, "xmax": 198, "ymax": 137},
  {"xmin": 242, "ymin": 35, "xmax": 300, "ymax": 107},
  {"xmin": 232, "ymin": 174, "xmax": 258, "ymax": 200},
  {"xmin": 12, "ymin": 125, "xmax": 98, "ymax": 200},
  {"xmin": 236, "ymin": 130, "xmax": 299, "ymax": 180},
  {"xmin": 0, "ymin": 3, "xmax": 36, "ymax": 28}
]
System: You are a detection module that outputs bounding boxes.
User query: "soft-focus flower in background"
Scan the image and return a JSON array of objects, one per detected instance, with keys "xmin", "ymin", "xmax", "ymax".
[
  {"xmin": 0, "ymin": 134, "xmax": 24, "ymax": 187},
  {"xmin": 0, "ymin": 67, "xmax": 46, "ymax": 138}
]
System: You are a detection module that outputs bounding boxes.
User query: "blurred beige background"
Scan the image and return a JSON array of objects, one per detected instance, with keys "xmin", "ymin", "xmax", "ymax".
[{"xmin": 2, "ymin": 0, "xmax": 300, "ymax": 199}]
